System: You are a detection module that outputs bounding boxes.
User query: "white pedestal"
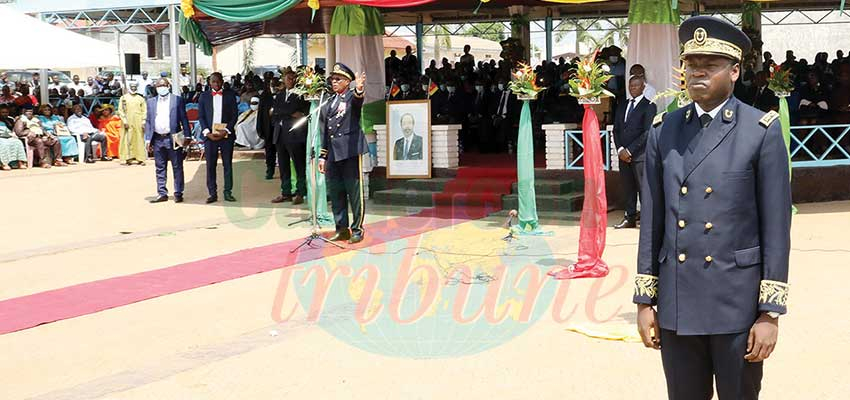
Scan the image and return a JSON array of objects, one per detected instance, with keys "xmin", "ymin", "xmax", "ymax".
[
  {"xmin": 374, "ymin": 124, "xmax": 461, "ymax": 169},
  {"xmin": 542, "ymin": 123, "xmax": 577, "ymax": 170}
]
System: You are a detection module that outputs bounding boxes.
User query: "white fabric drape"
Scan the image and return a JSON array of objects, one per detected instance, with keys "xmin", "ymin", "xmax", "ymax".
[
  {"xmin": 334, "ymin": 35, "xmax": 386, "ymax": 105},
  {"xmin": 627, "ymin": 24, "xmax": 679, "ymax": 111}
]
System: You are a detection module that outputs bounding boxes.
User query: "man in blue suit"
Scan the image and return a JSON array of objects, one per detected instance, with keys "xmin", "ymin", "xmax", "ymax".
[
  {"xmin": 197, "ymin": 72, "xmax": 239, "ymax": 203},
  {"xmin": 612, "ymin": 74, "xmax": 656, "ymax": 229},
  {"xmin": 634, "ymin": 17, "xmax": 791, "ymax": 400},
  {"xmin": 144, "ymin": 78, "xmax": 192, "ymax": 203}
]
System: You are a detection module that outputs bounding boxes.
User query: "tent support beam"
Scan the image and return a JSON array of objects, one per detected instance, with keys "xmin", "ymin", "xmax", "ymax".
[
  {"xmin": 300, "ymin": 33, "xmax": 309, "ymax": 66},
  {"xmin": 416, "ymin": 18, "xmax": 424, "ymax": 73},
  {"xmin": 168, "ymin": 5, "xmax": 180, "ymax": 93}
]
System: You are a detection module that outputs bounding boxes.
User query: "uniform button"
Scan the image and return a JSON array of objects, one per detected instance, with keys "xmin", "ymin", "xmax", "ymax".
[
  {"xmin": 678, "ymin": 253, "xmax": 687, "ymax": 263},
  {"xmin": 678, "ymin": 220, "xmax": 686, "ymax": 228},
  {"xmin": 705, "ymin": 186, "xmax": 713, "ymax": 194},
  {"xmin": 681, "ymin": 186, "xmax": 688, "ymax": 195},
  {"xmin": 705, "ymin": 222, "xmax": 713, "ymax": 230},
  {"xmin": 705, "ymin": 255, "xmax": 713, "ymax": 263}
]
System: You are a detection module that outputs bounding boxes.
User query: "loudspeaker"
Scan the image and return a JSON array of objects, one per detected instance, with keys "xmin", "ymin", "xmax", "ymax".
[{"xmin": 124, "ymin": 53, "xmax": 141, "ymax": 75}]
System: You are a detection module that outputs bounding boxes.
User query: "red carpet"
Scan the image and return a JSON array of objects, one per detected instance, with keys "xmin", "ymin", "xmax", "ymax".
[
  {"xmin": 0, "ymin": 205, "xmax": 491, "ymax": 335},
  {"xmin": 432, "ymin": 165, "xmax": 517, "ymax": 212}
]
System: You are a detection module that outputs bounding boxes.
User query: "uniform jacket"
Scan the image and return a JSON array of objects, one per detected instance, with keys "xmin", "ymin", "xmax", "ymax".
[
  {"xmin": 272, "ymin": 89, "xmax": 309, "ymax": 145},
  {"xmin": 633, "ymin": 96, "xmax": 791, "ymax": 335},
  {"xmin": 613, "ymin": 96, "xmax": 656, "ymax": 161},
  {"xmin": 197, "ymin": 88, "xmax": 238, "ymax": 141},
  {"xmin": 319, "ymin": 89, "xmax": 368, "ymax": 163}
]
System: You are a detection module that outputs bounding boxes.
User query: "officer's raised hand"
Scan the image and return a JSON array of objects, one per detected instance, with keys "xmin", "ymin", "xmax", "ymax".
[{"xmin": 355, "ymin": 72, "xmax": 366, "ymax": 92}]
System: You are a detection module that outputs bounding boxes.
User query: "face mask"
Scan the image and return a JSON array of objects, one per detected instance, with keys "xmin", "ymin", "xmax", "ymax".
[
  {"xmin": 447, "ymin": 86, "xmax": 456, "ymax": 93},
  {"xmin": 250, "ymin": 104, "xmax": 259, "ymax": 111},
  {"xmin": 422, "ymin": 84, "xmax": 429, "ymax": 91},
  {"xmin": 562, "ymin": 83, "xmax": 570, "ymax": 90},
  {"xmin": 497, "ymin": 84, "xmax": 505, "ymax": 91},
  {"xmin": 609, "ymin": 56, "xmax": 619, "ymax": 63},
  {"xmin": 401, "ymin": 84, "xmax": 410, "ymax": 92},
  {"xmin": 741, "ymin": 80, "xmax": 752, "ymax": 87},
  {"xmin": 156, "ymin": 87, "xmax": 170, "ymax": 96},
  {"xmin": 439, "ymin": 85, "xmax": 447, "ymax": 91},
  {"xmin": 475, "ymin": 85, "xmax": 484, "ymax": 92}
]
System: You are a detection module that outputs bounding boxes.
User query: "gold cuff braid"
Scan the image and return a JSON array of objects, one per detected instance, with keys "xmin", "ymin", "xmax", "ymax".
[
  {"xmin": 759, "ymin": 280, "xmax": 789, "ymax": 307},
  {"xmin": 634, "ymin": 274, "xmax": 659, "ymax": 300}
]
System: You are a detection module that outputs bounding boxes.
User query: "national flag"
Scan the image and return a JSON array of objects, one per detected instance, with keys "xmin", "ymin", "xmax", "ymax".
[
  {"xmin": 390, "ymin": 83, "xmax": 400, "ymax": 97},
  {"xmin": 428, "ymin": 81, "xmax": 438, "ymax": 97}
]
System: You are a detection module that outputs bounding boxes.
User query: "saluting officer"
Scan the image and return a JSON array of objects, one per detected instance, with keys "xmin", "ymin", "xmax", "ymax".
[
  {"xmin": 634, "ymin": 16, "xmax": 791, "ymax": 400},
  {"xmin": 317, "ymin": 63, "xmax": 369, "ymax": 244}
]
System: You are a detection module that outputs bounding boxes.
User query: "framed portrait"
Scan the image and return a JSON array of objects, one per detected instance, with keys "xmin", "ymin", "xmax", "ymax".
[{"xmin": 386, "ymin": 100, "xmax": 431, "ymax": 179}]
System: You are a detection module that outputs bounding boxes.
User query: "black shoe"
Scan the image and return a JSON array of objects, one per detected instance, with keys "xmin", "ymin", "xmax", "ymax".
[
  {"xmin": 224, "ymin": 193, "xmax": 237, "ymax": 202},
  {"xmin": 614, "ymin": 218, "xmax": 637, "ymax": 229},
  {"xmin": 174, "ymin": 195, "xmax": 184, "ymax": 203},
  {"xmin": 149, "ymin": 195, "xmax": 168, "ymax": 203},
  {"xmin": 265, "ymin": 173, "xmax": 274, "ymax": 180},
  {"xmin": 348, "ymin": 232, "xmax": 364, "ymax": 244},
  {"xmin": 101, "ymin": 156, "xmax": 113, "ymax": 161},
  {"xmin": 84, "ymin": 157, "xmax": 96, "ymax": 164},
  {"xmin": 206, "ymin": 196, "xmax": 218, "ymax": 204},
  {"xmin": 329, "ymin": 231, "xmax": 351, "ymax": 241},
  {"xmin": 271, "ymin": 194, "xmax": 292, "ymax": 203}
]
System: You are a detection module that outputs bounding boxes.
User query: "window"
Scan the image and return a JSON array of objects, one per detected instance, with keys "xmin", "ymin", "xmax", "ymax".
[{"xmin": 147, "ymin": 34, "xmax": 157, "ymax": 59}]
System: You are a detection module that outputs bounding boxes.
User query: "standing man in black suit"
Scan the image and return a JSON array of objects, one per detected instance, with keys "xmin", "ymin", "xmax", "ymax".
[
  {"xmin": 750, "ymin": 70, "xmax": 779, "ymax": 112},
  {"xmin": 257, "ymin": 71, "xmax": 277, "ymax": 180},
  {"xmin": 612, "ymin": 75, "xmax": 657, "ymax": 229},
  {"xmin": 317, "ymin": 63, "xmax": 368, "ymax": 244},
  {"xmin": 635, "ymin": 16, "xmax": 791, "ymax": 400},
  {"xmin": 270, "ymin": 70, "xmax": 309, "ymax": 204},
  {"xmin": 198, "ymin": 72, "xmax": 238, "ymax": 203}
]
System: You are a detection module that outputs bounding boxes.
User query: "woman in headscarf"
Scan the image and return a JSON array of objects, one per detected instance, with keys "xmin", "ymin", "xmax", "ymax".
[
  {"xmin": 96, "ymin": 104, "xmax": 122, "ymax": 158},
  {"xmin": 37, "ymin": 104, "xmax": 78, "ymax": 165},
  {"xmin": 0, "ymin": 104, "xmax": 27, "ymax": 170},
  {"xmin": 234, "ymin": 96, "xmax": 264, "ymax": 150}
]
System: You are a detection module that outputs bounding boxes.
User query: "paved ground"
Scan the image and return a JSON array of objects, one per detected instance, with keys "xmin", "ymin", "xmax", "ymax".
[{"xmin": 1, "ymin": 159, "xmax": 848, "ymax": 399}]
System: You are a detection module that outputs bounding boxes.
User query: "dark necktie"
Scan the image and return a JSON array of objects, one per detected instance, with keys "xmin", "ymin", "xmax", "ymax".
[
  {"xmin": 700, "ymin": 113, "xmax": 713, "ymax": 128},
  {"xmin": 625, "ymin": 99, "xmax": 635, "ymax": 122}
]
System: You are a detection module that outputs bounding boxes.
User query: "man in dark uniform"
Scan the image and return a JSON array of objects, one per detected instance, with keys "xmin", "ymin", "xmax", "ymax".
[
  {"xmin": 634, "ymin": 16, "xmax": 791, "ymax": 400},
  {"xmin": 271, "ymin": 70, "xmax": 309, "ymax": 204},
  {"xmin": 317, "ymin": 63, "xmax": 368, "ymax": 244},
  {"xmin": 257, "ymin": 71, "xmax": 277, "ymax": 180}
]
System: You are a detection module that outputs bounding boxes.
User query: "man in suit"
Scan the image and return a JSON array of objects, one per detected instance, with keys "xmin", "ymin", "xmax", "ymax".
[
  {"xmin": 198, "ymin": 72, "xmax": 239, "ymax": 203},
  {"xmin": 750, "ymin": 70, "xmax": 779, "ymax": 112},
  {"xmin": 490, "ymin": 78, "xmax": 520, "ymax": 153},
  {"xmin": 634, "ymin": 16, "xmax": 791, "ymax": 400},
  {"xmin": 317, "ymin": 63, "xmax": 368, "ymax": 244},
  {"xmin": 393, "ymin": 113, "xmax": 423, "ymax": 160},
  {"xmin": 613, "ymin": 75, "xmax": 657, "ymax": 229},
  {"xmin": 144, "ymin": 78, "xmax": 192, "ymax": 203},
  {"xmin": 257, "ymin": 71, "xmax": 277, "ymax": 180},
  {"xmin": 270, "ymin": 70, "xmax": 309, "ymax": 204}
]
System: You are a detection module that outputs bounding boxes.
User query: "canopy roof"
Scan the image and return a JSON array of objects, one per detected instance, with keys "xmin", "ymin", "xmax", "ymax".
[
  {"xmin": 0, "ymin": 5, "xmax": 117, "ymax": 69},
  {"xmin": 186, "ymin": 0, "xmax": 845, "ymax": 49}
]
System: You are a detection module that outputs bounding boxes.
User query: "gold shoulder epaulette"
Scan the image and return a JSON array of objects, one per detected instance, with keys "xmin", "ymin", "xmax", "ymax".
[
  {"xmin": 759, "ymin": 110, "xmax": 779, "ymax": 128},
  {"xmin": 653, "ymin": 112, "xmax": 666, "ymax": 127}
]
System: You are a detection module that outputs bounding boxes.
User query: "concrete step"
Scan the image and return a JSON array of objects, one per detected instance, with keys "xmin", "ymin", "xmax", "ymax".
[
  {"xmin": 510, "ymin": 179, "xmax": 577, "ymax": 195},
  {"xmin": 500, "ymin": 192, "xmax": 584, "ymax": 212},
  {"xmin": 403, "ymin": 178, "xmax": 453, "ymax": 192},
  {"xmin": 372, "ymin": 188, "xmax": 436, "ymax": 207}
]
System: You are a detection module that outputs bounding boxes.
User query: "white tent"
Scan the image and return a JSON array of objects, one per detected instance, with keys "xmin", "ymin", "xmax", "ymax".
[{"xmin": 0, "ymin": 5, "xmax": 117, "ymax": 69}]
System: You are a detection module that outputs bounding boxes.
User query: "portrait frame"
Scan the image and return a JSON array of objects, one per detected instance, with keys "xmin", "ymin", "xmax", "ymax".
[{"xmin": 386, "ymin": 99, "xmax": 432, "ymax": 179}]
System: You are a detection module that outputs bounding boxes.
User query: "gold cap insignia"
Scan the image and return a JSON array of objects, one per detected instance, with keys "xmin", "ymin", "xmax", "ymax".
[{"xmin": 694, "ymin": 28, "xmax": 707, "ymax": 45}]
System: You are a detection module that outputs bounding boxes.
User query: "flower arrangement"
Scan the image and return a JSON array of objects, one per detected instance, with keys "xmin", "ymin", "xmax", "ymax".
[
  {"xmin": 653, "ymin": 64, "xmax": 692, "ymax": 107},
  {"xmin": 568, "ymin": 52, "xmax": 614, "ymax": 103},
  {"xmin": 767, "ymin": 64, "xmax": 794, "ymax": 96},
  {"xmin": 508, "ymin": 62, "xmax": 546, "ymax": 100},
  {"xmin": 290, "ymin": 66, "xmax": 329, "ymax": 99}
]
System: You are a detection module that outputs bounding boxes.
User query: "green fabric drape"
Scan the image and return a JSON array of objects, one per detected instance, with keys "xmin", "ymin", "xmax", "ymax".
[
  {"xmin": 179, "ymin": 14, "xmax": 213, "ymax": 56},
  {"xmin": 193, "ymin": 0, "xmax": 300, "ymax": 23},
  {"xmin": 330, "ymin": 5, "xmax": 385, "ymax": 36},
  {"xmin": 628, "ymin": 0, "xmax": 679, "ymax": 25},
  {"xmin": 778, "ymin": 97, "xmax": 798, "ymax": 215},
  {"xmin": 308, "ymin": 99, "xmax": 334, "ymax": 225},
  {"xmin": 360, "ymin": 99, "xmax": 386, "ymax": 134},
  {"xmin": 516, "ymin": 100, "xmax": 539, "ymax": 232}
]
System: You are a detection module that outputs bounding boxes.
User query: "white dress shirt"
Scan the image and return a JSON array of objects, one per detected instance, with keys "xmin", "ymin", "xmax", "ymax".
[
  {"xmin": 694, "ymin": 98, "xmax": 730, "ymax": 120},
  {"xmin": 203, "ymin": 91, "xmax": 225, "ymax": 135},
  {"xmin": 67, "ymin": 114, "xmax": 99, "ymax": 135},
  {"xmin": 403, "ymin": 136, "xmax": 412, "ymax": 158},
  {"xmin": 155, "ymin": 94, "xmax": 171, "ymax": 135}
]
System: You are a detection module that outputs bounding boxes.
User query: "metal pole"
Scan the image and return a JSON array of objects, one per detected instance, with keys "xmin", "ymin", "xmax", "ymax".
[
  {"xmin": 168, "ymin": 5, "xmax": 181, "ymax": 94},
  {"xmin": 116, "ymin": 31, "xmax": 127, "ymax": 95},
  {"xmin": 190, "ymin": 41, "xmax": 198, "ymax": 88},
  {"xmin": 36, "ymin": 13, "xmax": 49, "ymax": 104},
  {"xmin": 415, "ymin": 18, "xmax": 424, "ymax": 73},
  {"xmin": 545, "ymin": 15, "xmax": 553, "ymax": 62},
  {"xmin": 300, "ymin": 33, "xmax": 309, "ymax": 66}
]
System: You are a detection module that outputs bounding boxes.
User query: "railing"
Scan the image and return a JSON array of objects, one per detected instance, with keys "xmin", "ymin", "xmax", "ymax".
[
  {"xmin": 790, "ymin": 124, "xmax": 850, "ymax": 167},
  {"xmin": 564, "ymin": 130, "xmax": 611, "ymax": 170},
  {"xmin": 47, "ymin": 96, "xmax": 121, "ymax": 115}
]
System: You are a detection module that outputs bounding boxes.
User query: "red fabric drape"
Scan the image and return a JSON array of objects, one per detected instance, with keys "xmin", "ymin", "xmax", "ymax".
[
  {"xmin": 341, "ymin": 0, "xmax": 437, "ymax": 7},
  {"xmin": 554, "ymin": 105, "xmax": 609, "ymax": 279}
]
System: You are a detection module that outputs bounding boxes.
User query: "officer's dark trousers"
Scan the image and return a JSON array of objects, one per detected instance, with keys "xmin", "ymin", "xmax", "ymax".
[
  {"xmin": 619, "ymin": 159, "xmax": 644, "ymax": 218},
  {"xmin": 326, "ymin": 156, "xmax": 364, "ymax": 235},
  {"xmin": 264, "ymin": 140, "xmax": 277, "ymax": 178},
  {"xmin": 660, "ymin": 329, "xmax": 763, "ymax": 400},
  {"xmin": 277, "ymin": 140, "xmax": 307, "ymax": 197},
  {"xmin": 205, "ymin": 138, "xmax": 234, "ymax": 197},
  {"xmin": 152, "ymin": 134, "xmax": 185, "ymax": 197}
]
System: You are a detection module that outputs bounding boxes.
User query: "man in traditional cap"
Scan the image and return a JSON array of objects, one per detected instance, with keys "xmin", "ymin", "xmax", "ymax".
[
  {"xmin": 118, "ymin": 82, "xmax": 148, "ymax": 165},
  {"xmin": 317, "ymin": 63, "xmax": 368, "ymax": 244},
  {"xmin": 634, "ymin": 16, "xmax": 791, "ymax": 400}
]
